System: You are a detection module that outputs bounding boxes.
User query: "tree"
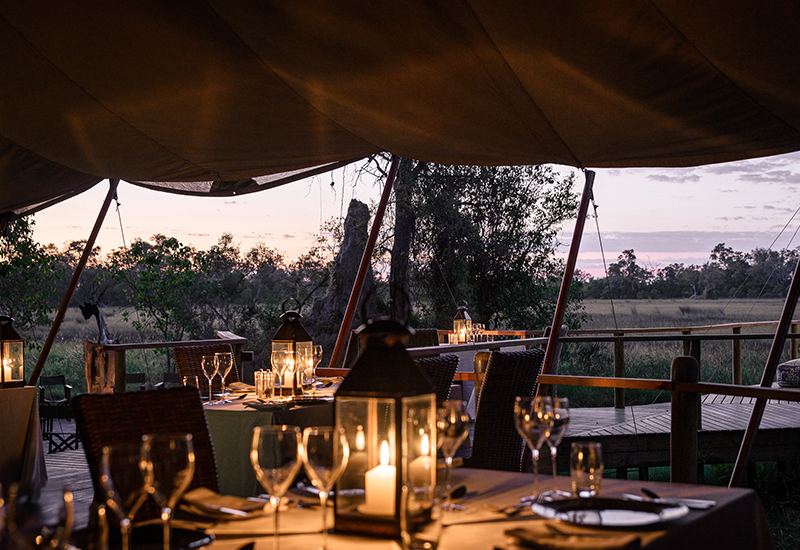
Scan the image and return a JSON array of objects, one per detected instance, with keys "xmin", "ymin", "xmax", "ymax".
[
  {"xmin": 607, "ymin": 250, "xmax": 653, "ymax": 298},
  {"xmin": 396, "ymin": 162, "xmax": 579, "ymax": 329},
  {"xmin": 0, "ymin": 217, "xmax": 63, "ymax": 343}
]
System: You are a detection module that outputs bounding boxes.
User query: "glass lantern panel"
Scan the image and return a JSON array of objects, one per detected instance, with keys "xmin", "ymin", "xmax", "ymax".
[
  {"xmin": 336, "ymin": 396, "xmax": 396, "ymax": 516},
  {"xmin": 2, "ymin": 341, "xmax": 23, "ymax": 382},
  {"xmin": 403, "ymin": 394, "xmax": 437, "ymax": 502},
  {"xmin": 453, "ymin": 318, "xmax": 472, "ymax": 343}
]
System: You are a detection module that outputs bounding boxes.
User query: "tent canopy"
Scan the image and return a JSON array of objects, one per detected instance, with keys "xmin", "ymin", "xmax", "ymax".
[{"xmin": 3, "ymin": 1, "xmax": 800, "ymax": 217}]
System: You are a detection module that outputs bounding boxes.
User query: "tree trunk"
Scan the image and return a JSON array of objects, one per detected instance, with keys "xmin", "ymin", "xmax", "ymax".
[{"xmin": 389, "ymin": 160, "xmax": 417, "ymax": 319}]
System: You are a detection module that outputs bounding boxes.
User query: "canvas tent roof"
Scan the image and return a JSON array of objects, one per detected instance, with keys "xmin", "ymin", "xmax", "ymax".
[{"xmin": 2, "ymin": 1, "xmax": 800, "ymax": 218}]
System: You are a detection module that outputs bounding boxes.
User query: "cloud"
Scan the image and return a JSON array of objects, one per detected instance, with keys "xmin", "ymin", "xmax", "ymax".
[
  {"xmin": 283, "ymin": 234, "xmax": 295, "ymax": 239},
  {"xmin": 645, "ymin": 173, "xmax": 701, "ymax": 184},
  {"xmin": 566, "ymin": 229, "xmax": 783, "ymax": 254}
]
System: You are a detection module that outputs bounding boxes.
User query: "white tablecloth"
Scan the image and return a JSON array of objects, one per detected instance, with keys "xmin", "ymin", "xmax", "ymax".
[{"xmin": 0, "ymin": 387, "xmax": 47, "ymax": 499}]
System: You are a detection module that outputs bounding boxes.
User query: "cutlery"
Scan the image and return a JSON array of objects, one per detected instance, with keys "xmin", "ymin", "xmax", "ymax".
[
  {"xmin": 641, "ymin": 487, "xmax": 715, "ymax": 509},
  {"xmin": 201, "ymin": 503, "xmax": 251, "ymax": 517},
  {"xmin": 622, "ymin": 492, "xmax": 715, "ymax": 510}
]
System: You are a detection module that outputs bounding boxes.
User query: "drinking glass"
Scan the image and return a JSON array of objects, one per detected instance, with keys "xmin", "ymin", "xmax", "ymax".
[
  {"xmin": 182, "ymin": 375, "xmax": 198, "ymax": 388},
  {"xmin": 514, "ymin": 396, "xmax": 553, "ymax": 501},
  {"xmin": 301, "ymin": 427, "xmax": 350, "ymax": 550},
  {"xmin": 201, "ymin": 355, "xmax": 218, "ymax": 404},
  {"xmin": 215, "ymin": 352, "xmax": 234, "ymax": 403},
  {"xmin": 270, "ymin": 350, "xmax": 291, "ymax": 400},
  {"xmin": 142, "ymin": 433, "xmax": 196, "ymax": 550},
  {"xmin": 400, "ymin": 483, "xmax": 443, "ymax": 550},
  {"xmin": 436, "ymin": 400, "xmax": 469, "ymax": 512},
  {"xmin": 571, "ymin": 442, "xmax": 603, "ymax": 498},
  {"xmin": 251, "ymin": 425, "xmax": 302, "ymax": 550},
  {"xmin": 312, "ymin": 345, "xmax": 324, "ymax": 373},
  {"xmin": 542, "ymin": 397, "xmax": 570, "ymax": 499},
  {"xmin": 100, "ymin": 443, "xmax": 149, "ymax": 550}
]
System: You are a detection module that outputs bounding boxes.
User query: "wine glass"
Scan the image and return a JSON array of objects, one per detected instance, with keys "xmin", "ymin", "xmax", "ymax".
[
  {"xmin": 514, "ymin": 396, "xmax": 553, "ymax": 501},
  {"xmin": 215, "ymin": 352, "xmax": 234, "ymax": 403},
  {"xmin": 251, "ymin": 425, "xmax": 302, "ymax": 550},
  {"xmin": 100, "ymin": 443, "xmax": 149, "ymax": 550},
  {"xmin": 201, "ymin": 355, "xmax": 218, "ymax": 404},
  {"xmin": 270, "ymin": 350, "xmax": 290, "ymax": 400},
  {"xmin": 301, "ymin": 427, "xmax": 350, "ymax": 550},
  {"xmin": 542, "ymin": 397, "xmax": 570, "ymax": 499},
  {"xmin": 312, "ymin": 345, "xmax": 323, "ymax": 373},
  {"xmin": 141, "ymin": 433, "xmax": 196, "ymax": 550},
  {"xmin": 436, "ymin": 400, "xmax": 469, "ymax": 512}
]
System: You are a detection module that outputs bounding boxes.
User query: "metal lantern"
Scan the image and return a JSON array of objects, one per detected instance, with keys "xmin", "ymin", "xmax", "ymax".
[
  {"xmin": 453, "ymin": 301, "xmax": 472, "ymax": 344},
  {"xmin": 270, "ymin": 299, "xmax": 313, "ymax": 396},
  {"xmin": 0, "ymin": 316, "xmax": 24, "ymax": 388},
  {"xmin": 334, "ymin": 318, "xmax": 437, "ymax": 537}
]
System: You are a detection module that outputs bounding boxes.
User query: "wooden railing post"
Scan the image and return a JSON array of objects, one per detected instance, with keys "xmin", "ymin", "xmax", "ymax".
[
  {"xmin": 682, "ymin": 330, "xmax": 691, "ymax": 356},
  {"xmin": 671, "ymin": 356, "xmax": 699, "ymax": 484},
  {"xmin": 792, "ymin": 322, "xmax": 798, "ymax": 360},
  {"xmin": 732, "ymin": 327, "xmax": 742, "ymax": 385},
  {"xmin": 613, "ymin": 333, "xmax": 625, "ymax": 409},
  {"xmin": 108, "ymin": 349, "xmax": 127, "ymax": 394}
]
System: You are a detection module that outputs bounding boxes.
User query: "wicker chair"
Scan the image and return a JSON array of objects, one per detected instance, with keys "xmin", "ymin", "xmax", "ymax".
[
  {"xmin": 173, "ymin": 343, "xmax": 239, "ymax": 396},
  {"xmin": 464, "ymin": 348, "xmax": 545, "ymax": 472},
  {"xmin": 72, "ymin": 386, "xmax": 219, "ymax": 524},
  {"xmin": 407, "ymin": 328, "xmax": 441, "ymax": 348},
  {"xmin": 414, "ymin": 354, "xmax": 459, "ymax": 403}
]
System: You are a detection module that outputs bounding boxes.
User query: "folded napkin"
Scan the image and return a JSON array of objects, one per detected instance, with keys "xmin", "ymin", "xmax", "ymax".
[
  {"xmin": 181, "ymin": 487, "xmax": 266, "ymax": 520},
  {"xmin": 505, "ymin": 524, "xmax": 641, "ymax": 550},
  {"xmin": 228, "ymin": 382, "xmax": 255, "ymax": 392}
]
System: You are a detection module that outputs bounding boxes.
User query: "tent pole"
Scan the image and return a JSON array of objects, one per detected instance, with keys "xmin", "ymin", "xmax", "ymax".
[
  {"xmin": 729, "ymin": 255, "xmax": 800, "ymax": 487},
  {"xmin": 28, "ymin": 179, "xmax": 120, "ymax": 386},
  {"xmin": 328, "ymin": 155, "xmax": 400, "ymax": 369},
  {"xmin": 538, "ymin": 170, "xmax": 594, "ymax": 392}
]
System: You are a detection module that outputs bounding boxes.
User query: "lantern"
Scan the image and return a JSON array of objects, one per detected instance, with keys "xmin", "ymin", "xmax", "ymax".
[
  {"xmin": 334, "ymin": 318, "xmax": 437, "ymax": 537},
  {"xmin": 453, "ymin": 302, "xmax": 472, "ymax": 344},
  {"xmin": 0, "ymin": 316, "xmax": 24, "ymax": 388},
  {"xmin": 270, "ymin": 299, "xmax": 313, "ymax": 396}
]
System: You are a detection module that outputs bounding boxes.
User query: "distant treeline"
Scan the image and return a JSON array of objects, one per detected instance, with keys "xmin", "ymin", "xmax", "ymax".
[{"xmin": 580, "ymin": 244, "xmax": 800, "ymax": 300}]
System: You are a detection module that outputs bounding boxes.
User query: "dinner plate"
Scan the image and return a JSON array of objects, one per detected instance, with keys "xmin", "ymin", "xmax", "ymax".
[
  {"xmin": 74, "ymin": 525, "xmax": 213, "ymax": 550},
  {"xmin": 532, "ymin": 497, "xmax": 689, "ymax": 527}
]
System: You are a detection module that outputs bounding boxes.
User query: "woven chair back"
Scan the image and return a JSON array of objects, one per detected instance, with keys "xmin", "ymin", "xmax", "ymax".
[
  {"xmin": 414, "ymin": 354, "xmax": 459, "ymax": 403},
  {"xmin": 407, "ymin": 328, "xmax": 440, "ymax": 348},
  {"xmin": 466, "ymin": 348, "xmax": 545, "ymax": 472},
  {"xmin": 73, "ymin": 386, "xmax": 219, "ymax": 525},
  {"xmin": 173, "ymin": 343, "xmax": 238, "ymax": 395}
]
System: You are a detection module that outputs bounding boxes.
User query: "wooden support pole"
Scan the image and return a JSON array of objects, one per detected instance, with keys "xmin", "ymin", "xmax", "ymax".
[
  {"xmin": 671, "ymin": 356, "xmax": 699, "ymax": 484},
  {"xmin": 730, "ymin": 251, "xmax": 800, "ymax": 487},
  {"xmin": 28, "ymin": 179, "xmax": 120, "ymax": 387},
  {"xmin": 539, "ymin": 170, "xmax": 594, "ymax": 387},
  {"xmin": 682, "ymin": 330, "xmax": 691, "ymax": 356},
  {"xmin": 732, "ymin": 327, "xmax": 742, "ymax": 385},
  {"xmin": 328, "ymin": 156, "xmax": 400, "ymax": 370},
  {"xmin": 613, "ymin": 334, "xmax": 625, "ymax": 409},
  {"xmin": 792, "ymin": 322, "xmax": 798, "ymax": 360}
]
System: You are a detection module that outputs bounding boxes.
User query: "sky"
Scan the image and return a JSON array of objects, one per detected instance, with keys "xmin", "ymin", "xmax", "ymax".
[{"xmin": 30, "ymin": 151, "xmax": 800, "ymax": 278}]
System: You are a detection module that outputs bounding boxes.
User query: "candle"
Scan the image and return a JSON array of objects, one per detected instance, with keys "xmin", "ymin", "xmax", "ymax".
[
  {"xmin": 365, "ymin": 440, "xmax": 396, "ymax": 515},
  {"xmin": 2, "ymin": 364, "xmax": 10, "ymax": 382},
  {"xmin": 408, "ymin": 433, "xmax": 432, "ymax": 486}
]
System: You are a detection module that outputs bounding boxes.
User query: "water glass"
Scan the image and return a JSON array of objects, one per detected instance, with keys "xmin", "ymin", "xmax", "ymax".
[
  {"xmin": 570, "ymin": 442, "xmax": 603, "ymax": 498},
  {"xmin": 400, "ymin": 483, "xmax": 443, "ymax": 550},
  {"xmin": 182, "ymin": 375, "xmax": 198, "ymax": 388}
]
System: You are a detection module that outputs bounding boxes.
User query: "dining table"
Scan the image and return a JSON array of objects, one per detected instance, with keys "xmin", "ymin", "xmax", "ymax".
[
  {"xmin": 203, "ymin": 384, "xmax": 336, "ymax": 497},
  {"xmin": 0, "ymin": 386, "xmax": 47, "ymax": 499},
  {"xmin": 183, "ymin": 467, "xmax": 773, "ymax": 550}
]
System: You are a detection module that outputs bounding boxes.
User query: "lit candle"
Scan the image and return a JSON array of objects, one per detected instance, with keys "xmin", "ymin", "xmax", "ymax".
[
  {"xmin": 408, "ymin": 432, "xmax": 432, "ymax": 486},
  {"xmin": 2, "ymin": 365, "xmax": 10, "ymax": 382},
  {"xmin": 365, "ymin": 440, "xmax": 396, "ymax": 515}
]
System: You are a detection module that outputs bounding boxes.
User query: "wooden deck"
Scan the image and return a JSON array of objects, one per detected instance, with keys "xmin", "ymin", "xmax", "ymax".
[{"xmin": 559, "ymin": 393, "xmax": 800, "ymax": 475}]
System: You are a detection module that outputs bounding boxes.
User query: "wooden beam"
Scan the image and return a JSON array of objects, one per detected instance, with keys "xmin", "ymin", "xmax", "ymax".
[
  {"xmin": 730, "ymin": 253, "xmax": 800, "ymax": 487},
  {"xmin": 328, "ymin": 155, "xmax": 400, "ymax": 369},
  {"xmin": 671, "ymin": 356, "xmax": 699, "ymax": 483},
  {"xmin": 539, "ymin": 170, "xmax": 595, "ymax": 389},
  {"xmin": 28, "ymin": 179, "xmax": 120, "ymax": 386}
]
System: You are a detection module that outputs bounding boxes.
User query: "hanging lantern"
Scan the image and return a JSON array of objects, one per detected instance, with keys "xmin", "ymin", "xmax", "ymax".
[
  {"xmin": 453, "ymin": 301, "xmax": 472, "ymax": 344},
  {"xmin": 334, "ymin": 317, "xmax": 437, "ymax": 537},
  {"xmin": 0, "ymin": 316, "xmax": 24, "ymax": 389},
  {"xmin": 270, "ymin": 299, "xmax": 313, "ymax": 396}
]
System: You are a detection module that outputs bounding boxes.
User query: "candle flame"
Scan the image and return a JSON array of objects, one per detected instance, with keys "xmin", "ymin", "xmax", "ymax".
[
  {"xmin": 356, "ymin": 425, "xmax": 365, "ymax": 451},
  {"xmin": 380, "ymin": 440, "xmax": 390, "ymax": 465},
  {"xmin": 421, "ymin": 433, "xmax": 429, "ymax": 455}
]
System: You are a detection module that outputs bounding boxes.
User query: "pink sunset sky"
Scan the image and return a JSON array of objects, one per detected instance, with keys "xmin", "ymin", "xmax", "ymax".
[{"xmin": 30, "ymin": 152, "xmax": 800, "ymax": 279}]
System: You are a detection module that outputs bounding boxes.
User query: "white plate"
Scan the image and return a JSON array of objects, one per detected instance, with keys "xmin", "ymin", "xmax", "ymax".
[{"xmin": 532, "ymin": 497, "xmax": 689, "ymax": 527}]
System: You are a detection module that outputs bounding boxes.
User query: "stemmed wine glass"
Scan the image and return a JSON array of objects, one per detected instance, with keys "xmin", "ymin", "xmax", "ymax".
[
  {"xmin": 251, "ymin": 425, "xmax": 302, "ymax": 550},
  {"xmin": 201, "ymin": 355, "xmax": 218, "ymax": 404},
  {"xmin": 300, "ymin": 427, "xmax": 350, "ymax": 550},
  {"xmin": 270, "ymin": 350, "xmax": 291, "ymax": 400},
  {"xmin": 542, "ymin": 397, "xmax": 571, "ymax": 499},
  {"xmin": 142, "ymin": 433, "xmax": 196, "ymax": 550},
  {"xmin": 514, "ymin": 396, "xmax": 553, "ymax": 501},
  {"xmin": 100, "ymin": 443, "xmax": 150, "ymax": 550},
  {"xmin": 312, "ymin": 345, "xmax": 323, "ymax": 373},
  {"xmin": 436, "ymin": 400, "xmax": 470, "ymax": 512},
  {"xmin": 215, "ymin": 352, "xmax": 234, "ymax": 403}
]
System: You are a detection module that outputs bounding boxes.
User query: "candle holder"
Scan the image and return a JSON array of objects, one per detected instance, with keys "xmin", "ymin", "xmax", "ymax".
[
  {"xmin": 453, "ymin": 302, "xmax": 472, "ymax": 344},
  {"xmin": 334, "ymin": 317, "xmax": 436, "ymax": 537},
  {"xmin": 270, "ymin": 299, "xmax": 313, "ymax": 396},
  {"xmin": 0, "ymin": 316, "xmax": 24, "ymax": 388}
]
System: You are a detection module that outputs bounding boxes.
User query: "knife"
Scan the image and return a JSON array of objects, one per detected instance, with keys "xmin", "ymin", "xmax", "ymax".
[
  {"xmin": 622, "ymin": 493, "xmax": 716, "ymax": 510},
  {"xmin": 201, "ymin": 503, "xmax": 251, "ymax": 517}
]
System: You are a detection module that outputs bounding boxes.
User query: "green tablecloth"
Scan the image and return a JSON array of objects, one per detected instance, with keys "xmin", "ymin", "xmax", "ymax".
[{"xmin": 204, "ymin": 398, "xmax": 333, "ymax": 497}]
